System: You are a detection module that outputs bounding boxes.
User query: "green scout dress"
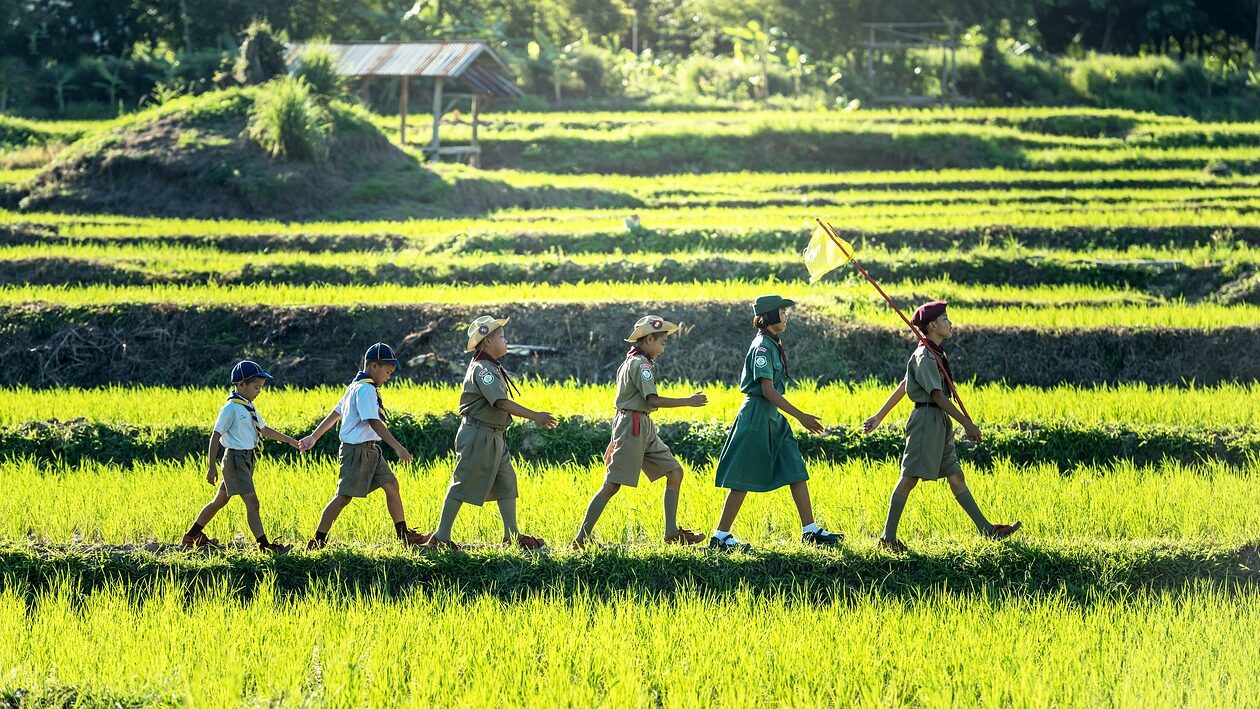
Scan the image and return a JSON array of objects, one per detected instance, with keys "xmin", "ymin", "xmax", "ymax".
[
  {"xmin": 900, "ymin": 344, "xmax": 963, "ymax": 480},
  {"xmin": 713, "ymin": 333, "xmax": 809, "ymax": 492}
]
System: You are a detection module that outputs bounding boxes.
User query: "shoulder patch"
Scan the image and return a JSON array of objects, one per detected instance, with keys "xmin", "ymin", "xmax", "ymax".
[
  {"xmin": 481, "ymin": 371, "xmax": 496, "ymax": 385},
  {"xmin": 754, "ymin": 355, "xmax": 769, "ymax": 368},
  {"xmin": 756, "ymin": 346, "xmax": 767, "ymax": 352},
  {"xmin": 641, "ymin": 368, "xmax": 653, "ymax": 381}
]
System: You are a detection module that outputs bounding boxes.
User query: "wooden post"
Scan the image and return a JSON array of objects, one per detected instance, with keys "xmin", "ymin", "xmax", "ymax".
[
  {"xmin": 399, "ymin": 76, "xmax": 409, "ymax": 145},
  {"xmin": 470, "ymin": 94, "xmax": 481, "ymax": 168},
  {"xmin": 430, "ymin": 77, "xmax": 444, "ymax": 157}
]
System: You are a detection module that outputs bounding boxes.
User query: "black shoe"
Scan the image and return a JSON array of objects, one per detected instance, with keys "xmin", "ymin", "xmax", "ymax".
[
  {"xmin": 802, "ymin": 528, "xmax": 843, "ymax": 546},
  {"xmin": 708, "ymin": 534, "xmax": 752, "ymax": 552}
]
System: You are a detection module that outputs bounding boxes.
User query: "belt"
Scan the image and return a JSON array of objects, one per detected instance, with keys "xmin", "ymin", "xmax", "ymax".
[
  {"xmin": 462, "ymin": 416, "xmax": 507, "ymax": 432},
  {"xmin": 225, "ymin": 448, "xmax": 256, "ymax": 454},
  {"xmin": 914, "ymin": 402, "xmax": 941, "ymax": 409},
  {"xmin": 344, "ymin": 440, "xmax": 380, "ymax": 447}
]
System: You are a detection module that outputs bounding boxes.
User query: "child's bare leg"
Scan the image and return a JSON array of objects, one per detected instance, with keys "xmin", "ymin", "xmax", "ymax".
[
  {"xmin": 788, "ymin": 480, "xmax": 814, "ymax": 526},
  {"xmin": 240, "ymin": 492, "xmax": 265, "ymax": 540},
  {"xmin": 882, "ymin": 476, "xmax": 919, "ymax": 541},
  {"xmin": 662, "ymin": 469, "xmax": 683, "ymax": 537},
  {"xmin": 946, "ymin": 472, "xmax": 993, "ymax": 534},
  {"xmin": 315, "ymin": 495, "xmax": 353, "ymax": 534},
  {"xmin": 381, "ymin": 479, "xmax": 406, "ymax": 524},
  {"xmin": 715, "ymin": 489, "xmax": 747, "ymax": 533},
  {"xmin": 432, "ymin": 488, "xmax": 462, "ymax": 541},
  {"xmin": 497, "ymin": 496, "xmax": 518, "ymax": 537},
  {"xmin": 574, "ymin": 481, "xmax": 620, "ymax": 542},
  {"xmin": 192, "ymin": 483, "xmax": 230, "ymax": 528}
]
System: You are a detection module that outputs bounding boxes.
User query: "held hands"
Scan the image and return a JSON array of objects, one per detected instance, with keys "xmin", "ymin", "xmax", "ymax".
[
  {"xmin": 688, "ymin": 391, "xmax": 708, "ymax": 407},
  {"xmin": 297, "ymin": 435, "xmax": 317, "ymax": 452},
  {"xmin": 861, "ymin": 414, "xmax": 884, "ymax": 434},
  {"xmin": 796, "ymin": 412, "xmax": 826, "ymax": 435},
  {"xmin": 533, "ymin": 411, "xmax": 558, "ymax": 429}
]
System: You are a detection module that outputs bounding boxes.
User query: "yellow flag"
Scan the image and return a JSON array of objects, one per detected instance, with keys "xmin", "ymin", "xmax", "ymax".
[{"xmin": 804, "ymin": 224, "xmax": 856, "ymax": 283}]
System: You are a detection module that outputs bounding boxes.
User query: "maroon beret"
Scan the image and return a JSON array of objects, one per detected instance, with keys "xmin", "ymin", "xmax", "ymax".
[{"xmin": 911, "ymin": 300, "xmax": 948, "ymax": 330}]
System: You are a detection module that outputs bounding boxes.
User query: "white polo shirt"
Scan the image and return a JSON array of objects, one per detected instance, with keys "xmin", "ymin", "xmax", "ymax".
[
  {"xmin": 214, "ymin": 400, "xmax": 265, "ymax": 450},
  {"xmin": 337, "ymin": 380, "xmax": 382, "ymax": 444}
]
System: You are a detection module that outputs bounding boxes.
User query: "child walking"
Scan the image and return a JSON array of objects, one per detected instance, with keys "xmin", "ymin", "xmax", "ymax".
[
  {"xmin": 862, "ymin": 301, "xmax": 1022, "ymax": 552},
  {"xmin": 709, "ymin": 295, "xmax": 844, "ymax": 551},
  {"xmin": 180, "ymin": 360, "xmax": 300, "ymax": 553},
  {"xmin": 572, "ymin": 315, "xmax": 708, "ymax": 548},
  {"xmin": 300, "ymin": 342, "xmax": 429, "ymax": 549},
  {"xmin": 424, "ymin": 316, "xmax": 557, "ymax": 551}
]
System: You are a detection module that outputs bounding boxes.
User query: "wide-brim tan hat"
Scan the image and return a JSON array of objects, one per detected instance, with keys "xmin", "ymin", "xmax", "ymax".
[
  {"xmin": 466, "ymin": 315, "xmax": 510, "ymax": 352},
  {"xmin": 625, "ymin": 315, "xmax": 680, "ymax": 343}
]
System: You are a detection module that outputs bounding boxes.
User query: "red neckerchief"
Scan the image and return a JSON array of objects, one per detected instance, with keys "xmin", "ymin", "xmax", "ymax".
[
  {"xmin": 473, "ymin": 350, "xmax": 521, "ymax": 397},
  {"xmin": 921, "ymin": 338, "xmax": 955, "ymax": 393},
  {"xmin": 627, "ymin": 346, "xmax": 653, "ymax": 362},
  {"xmin": 758, "ymin": 328, "xmax": 789, "ymax": 380}
]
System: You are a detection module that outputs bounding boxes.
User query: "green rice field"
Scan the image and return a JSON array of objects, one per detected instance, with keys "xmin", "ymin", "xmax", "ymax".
[{"xmin": 2, "ymin": 103, "xmax": 1258, "ymax": 703}]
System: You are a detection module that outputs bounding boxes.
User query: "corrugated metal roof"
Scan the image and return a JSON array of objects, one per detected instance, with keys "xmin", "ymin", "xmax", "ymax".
[{"xmin": 285, "ymin": 41, "xmax": 523, "ymax": 97}]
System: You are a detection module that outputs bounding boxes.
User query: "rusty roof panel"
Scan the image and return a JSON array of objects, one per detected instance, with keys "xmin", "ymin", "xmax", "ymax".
[{"xmin": 285, "ymin": 41, "xmax": 520, "ymax": 95}]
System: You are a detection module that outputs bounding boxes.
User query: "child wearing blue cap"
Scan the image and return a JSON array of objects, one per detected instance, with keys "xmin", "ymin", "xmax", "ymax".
[
  {"xmin": 300, "ymin": 342, "xmax": 429, "ymax": 549},
  {"xmin": 708, "ymin": 295, "xmax": 844, "ymax": 551},
  {"xmin": 862, "ymin": 301, "xmax": 1021, "ymax": 553},
  {"xmin": 179, "ymin": 360, "xmax": 301, "ymax": 553}
]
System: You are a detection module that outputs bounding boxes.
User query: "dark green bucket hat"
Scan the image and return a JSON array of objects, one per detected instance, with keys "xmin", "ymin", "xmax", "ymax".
[{"xmin": 753, "ymin": 294, "xmax": 796, "ymax": 315}]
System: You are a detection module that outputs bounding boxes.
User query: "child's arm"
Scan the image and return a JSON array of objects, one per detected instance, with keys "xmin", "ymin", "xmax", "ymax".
[
  {"xmin": 645, "ymin": 391, "xmax": 707, "ymax": 409},
  {"xmin": 261, "ymin": 426, "xmax": 301, "ymax": 449},
  {"xmin": 300, "ymin": 409, "xmax": 341, "ymax": 451},
  {"xmin": 758, "ymin": 378, "xmax": 825, "ymax": 434},
  {"xmin": 862, "ymin": 379, "xmax": 907, "ymax": 433},
  {"xmin": 931, "ymin": 389, "xmax": 981, "ymax": 441},
  {"xmin": 206, "ymin": 431, "xmax": 223, "ymax": 484},
  {"xmin": 496, "ymin": 399, "xmax": 558, "ymax": 429},
  {"xmin": 366, "ymin": 419, "xmax": 413, "ymax": 463}
]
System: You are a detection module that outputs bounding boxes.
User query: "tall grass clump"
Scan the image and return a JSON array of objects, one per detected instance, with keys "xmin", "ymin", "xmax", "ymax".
[
  {"xmin": 246, "ymin": 77, "xmax": 331, "ymax": 161},
  {"xmin": 292, "ymin": 41, "xmax": 345, "ymax": 103}
]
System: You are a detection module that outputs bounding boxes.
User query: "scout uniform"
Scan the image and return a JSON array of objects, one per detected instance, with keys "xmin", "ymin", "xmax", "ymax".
[
  {"xmin": 900, "ymin": 342, "xmax": 963, "ymax": 481},
  {"xmin": 604, "ymin": 316, "xmax": 684, "ymax": 487},
  {"xmin": 713, "ymin": 296, "xmax": 810, "ymax": 493},
  {"xmin": 335, "ymin": 343, "xmax": 400, "ymax": 498},
  {"xmin": 213, "ymin": 361, "xmax": 270, "ymax": 497},
  {"xmin": 449, "ymin": 316, "xmax": 520, "ymax": 505}
]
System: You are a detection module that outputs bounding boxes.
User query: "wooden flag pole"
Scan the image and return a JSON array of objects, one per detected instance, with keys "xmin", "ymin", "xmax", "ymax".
[{"xmin": 814, "ymin": 218, "xmax": 971, "ymax": 419}]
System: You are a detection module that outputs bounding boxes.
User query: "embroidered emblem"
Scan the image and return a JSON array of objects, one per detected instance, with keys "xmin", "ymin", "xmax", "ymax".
[
  {"xmin": 651, "ymin": 319, "xmax": 662, "ymax": 329},
  {"xmin": 756, "ymin": 346, "xmax": 767, "ymax": 352},
  {"xmin": 481, "ymin": 372, "xmax": 495, "ymax": 385},
  {"xmin": 755, "ymin": 355, "xmax": 768, "ymax": 367},
  {"xmin": 641, "ymin": 369, "xmax": 653, "ymax": 381},
  {"xmin": 478, "ymin": 325, "xmax": 489, "ymax": 335}
]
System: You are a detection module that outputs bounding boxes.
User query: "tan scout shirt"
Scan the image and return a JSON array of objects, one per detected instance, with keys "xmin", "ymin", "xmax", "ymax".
[
  {"xmin": 613, "ymin": 353, "xmax": 658, "ymax": 413},
  {"xmin": 459, "ymin": 358, "xmax": 512, "ymax": 427},
  {"xmin": 905, "ymin": 344, "xmax": 948, "ymax": 404}
]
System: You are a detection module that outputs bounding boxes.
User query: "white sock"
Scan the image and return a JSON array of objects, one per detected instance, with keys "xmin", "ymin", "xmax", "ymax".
[
  {"xmin": 713, "ymin": 529, "xmax": 732, "ymax": 540},
  {"xmin": 802, "ymin": 522, "xmax": 820, "ymax": 534}
]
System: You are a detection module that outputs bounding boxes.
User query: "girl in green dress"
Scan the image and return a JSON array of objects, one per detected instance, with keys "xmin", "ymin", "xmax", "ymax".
[{"xmin": 708, "ymin": 294, "xmax": 844, "ymax": 551}]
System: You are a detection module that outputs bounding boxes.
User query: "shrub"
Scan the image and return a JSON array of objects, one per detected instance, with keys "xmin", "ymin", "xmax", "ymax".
[
  {"xmin": 292, "ymin": 42, "xmax": 345, "ymax": 102},
  {"xmin": 245, "ymin": 77, "xmax": 331, "ymax": 161}
]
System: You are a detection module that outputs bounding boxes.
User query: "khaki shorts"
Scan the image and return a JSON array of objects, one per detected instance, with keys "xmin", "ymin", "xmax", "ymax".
[
  {"xmin": 604, "ymin": 411, "xmax": 682, "ymax": 487},
  {"xmin": 449, "ymin": 419, "xmax": 518, "ymax": 505},
  {"xmin": 337, "ymin": 441, "xmax": 397, "ymax": 498},
  {"xmin": 221, "ymin": 449, "xmax": 256, "ymax": 496},
  {"xmin": 900, "ymin": 407, "xmax": 963, "ymax": 481}
]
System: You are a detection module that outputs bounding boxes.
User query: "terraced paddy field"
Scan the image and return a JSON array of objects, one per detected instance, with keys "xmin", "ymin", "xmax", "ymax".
[{"xmin": 1, "ymin": 104, "xmax": 1258, "ymax": 703}]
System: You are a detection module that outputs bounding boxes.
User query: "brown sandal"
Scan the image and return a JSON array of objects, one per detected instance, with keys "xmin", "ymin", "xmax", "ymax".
[
  {"xmin": 505, "ymin": 534, "xmax": 547, "ymax": 550},
  {"xmin": 423, "ymin": 537, "xmax": 462, "ymax": 552},
  {"xmin": 398, "ymin": 528, "xmax": 432, "ymax": 546},
  {"xmin": 877, "ymin": 537, "xmax": 909, "ymax": 554},
  {"xmin": 664, "ymin": 528, "xmax": 706, "ymax": 545},
  {"xmin": 985, "ymin": 521, "xmax": 1023, "ymax": 540},
  {"xmin": 179, "ymin": 531, "xmax": 221, "ymax": 549}
]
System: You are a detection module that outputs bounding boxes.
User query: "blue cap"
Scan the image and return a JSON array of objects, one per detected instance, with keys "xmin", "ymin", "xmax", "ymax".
[
  {"xmin": 231, "ymin": 360, "xmax": 273, "ymax": 383},
  {"xmin": 364, "ymin": 342, "xmax": 401, "ymax": 368}
]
